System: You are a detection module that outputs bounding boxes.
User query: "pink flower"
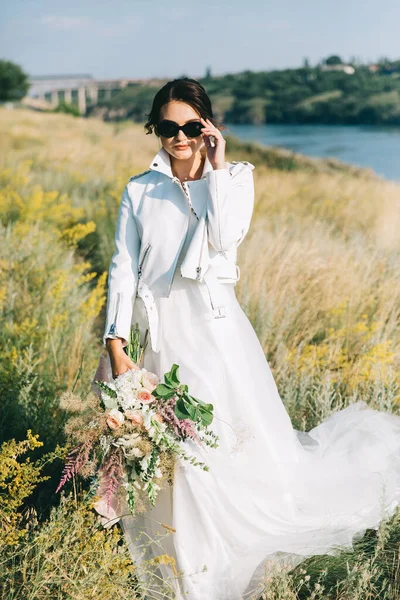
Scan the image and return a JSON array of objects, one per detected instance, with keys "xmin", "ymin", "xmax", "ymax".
[
  {"xmin": 137, "ymin": 387, "xmax": 155, "ymax": 404},
  {"xmin": 142, "ymin": 371, "xmax": 159, "ymax": 392},
  {"xmin": 106, "ymin": 408, "xmax": 124, "ymax": 430},
  {"xmin": 153, "ymin": 413, "xmax": 164, "ymax": 423},
  {"xmin": 158, "ymin": 396, "xmax": 200, "ymax": 443},
  {"xmin": 125, "ymin": 410, "xmax": 144, "ymax": 426}
]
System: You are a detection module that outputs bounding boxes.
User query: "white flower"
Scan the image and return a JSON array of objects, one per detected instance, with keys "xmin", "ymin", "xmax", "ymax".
[
  {"xmin": 100, "ymin": 391, "xmax": 109, "ymax": 403},
  {"xmin": 143, "ymin": 409, "xmax": 155, "ymax": 429},
  {"xmin": 114, "ymin": 432, "xmax": 141, "ymax": 447},
  {"xmin": 99, "ymin": 435, "xmax": 111, "ymax": 455},
  {"xmin": 151, "ymin": 415, "xmax": 167, "ymax": 432},
  {"xmin": 140, "ymin": 453, "xmax": 153, "ymax": 471},
  {"xmin": 113, "ymin": 433, "xmax": 145, "ymax": 460},
  {"xmin": 125, "ymin": 446, "xmax": 145, "ymax": 459},
  {"xmin": 118, "ymin": 394, "xmax": 138, "ymax": 411},
  {"xmin": 133, "ymin": 370, "xmax": 144, "ymax": 388},
  {"xmin": 114, "ymin": 369, "xmax": 143, "ymax": 400}
]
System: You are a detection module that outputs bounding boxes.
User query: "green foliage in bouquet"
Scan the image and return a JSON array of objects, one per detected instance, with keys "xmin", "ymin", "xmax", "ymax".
[
  {"xmin": 126, "ymin": 323, "xmax": 149, "ymax": 367},
  {"xmin": 153, "ymin": 364, "xmax": 215, "ymax": 427}
]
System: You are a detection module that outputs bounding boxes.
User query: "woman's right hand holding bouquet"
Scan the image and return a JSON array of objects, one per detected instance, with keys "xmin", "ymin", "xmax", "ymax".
[{"xmin": 106, "ymin": 338, "xmax": 139, "ymax": 378}]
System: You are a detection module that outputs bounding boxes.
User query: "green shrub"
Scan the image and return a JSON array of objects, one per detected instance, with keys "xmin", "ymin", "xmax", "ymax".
[{"xmin": 53, "ymin": 101, "xmax": 81, "ymax": 117}]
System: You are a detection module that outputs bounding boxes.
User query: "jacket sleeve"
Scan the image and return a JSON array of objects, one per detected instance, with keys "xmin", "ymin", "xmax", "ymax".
[
  {"xmin": 102, "ymin": 184, "xmax": 140, "ymax": 348},
  {"xmin": 205, "ymin": 161, "xmax": 255, "ymax": 253}
]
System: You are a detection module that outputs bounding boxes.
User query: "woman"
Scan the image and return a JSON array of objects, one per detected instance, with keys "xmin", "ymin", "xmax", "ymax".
[{"xmin": 97, "ymin": 78, "xmax": 400, "ymax": 599}]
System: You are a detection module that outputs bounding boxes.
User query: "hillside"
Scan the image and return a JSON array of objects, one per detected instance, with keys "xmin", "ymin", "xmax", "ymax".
[{"xmin": 87, "ymin": 59, "xmax": 400, "ymax": 126}]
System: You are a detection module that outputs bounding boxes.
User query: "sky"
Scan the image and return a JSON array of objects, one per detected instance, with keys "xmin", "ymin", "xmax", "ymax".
[{"xmin": 1, "ymin": 0, "xmax": 399, "ymax": 80}]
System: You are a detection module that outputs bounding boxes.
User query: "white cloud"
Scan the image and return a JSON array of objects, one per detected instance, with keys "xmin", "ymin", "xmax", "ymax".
[{"xmin": 41, "ymin": 16, "xmax": 90, "ymax": 30}]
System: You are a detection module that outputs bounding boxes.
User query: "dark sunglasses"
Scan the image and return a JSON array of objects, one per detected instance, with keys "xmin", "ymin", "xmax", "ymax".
[{"xmin": 156, "ymin": 119, "xmax": 204, "ymax": 138}]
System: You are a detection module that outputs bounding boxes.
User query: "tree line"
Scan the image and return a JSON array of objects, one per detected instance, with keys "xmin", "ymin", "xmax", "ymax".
[{"xmin": 2, "ymin": 56, "xmax": 400, "ymax": 125}]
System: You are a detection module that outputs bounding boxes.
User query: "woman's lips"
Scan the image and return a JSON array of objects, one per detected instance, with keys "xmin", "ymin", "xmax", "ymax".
[{"xmin": 175, "ymin": 145, "xmax": 189, "ymax": 149}]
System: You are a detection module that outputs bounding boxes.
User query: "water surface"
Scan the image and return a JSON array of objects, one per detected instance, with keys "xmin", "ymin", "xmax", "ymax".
[{"xmin": 224, "ymin": 123, "xmax": 400, "ymax": 182}]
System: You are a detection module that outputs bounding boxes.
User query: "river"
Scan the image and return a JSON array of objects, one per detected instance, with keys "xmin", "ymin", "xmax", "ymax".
[{"xmin": 224, "ymin": 123, "xmax": 400, "ymax": 182}]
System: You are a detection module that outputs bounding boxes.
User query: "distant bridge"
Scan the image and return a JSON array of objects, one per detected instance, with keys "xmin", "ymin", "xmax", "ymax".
[{"xmin": 28, "ymin": 74, "xmax": 156, "ymax": 114}]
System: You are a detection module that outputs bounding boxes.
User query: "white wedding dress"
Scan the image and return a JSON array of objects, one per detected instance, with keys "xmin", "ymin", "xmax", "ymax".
[{"xmin": 107, "ymin": 207, "xmax": 400, "ymax": 599}]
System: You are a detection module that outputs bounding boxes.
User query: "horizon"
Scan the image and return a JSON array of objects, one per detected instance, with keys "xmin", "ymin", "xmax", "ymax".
[{"xmin": 26, "ymin": 54, "xmax": 400, "ymax": 82}]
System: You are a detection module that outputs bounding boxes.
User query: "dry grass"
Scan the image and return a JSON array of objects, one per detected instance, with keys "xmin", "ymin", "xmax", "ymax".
[{"xmin": 1, "ymin": 106, "xmax": 400, "ymax": 599}]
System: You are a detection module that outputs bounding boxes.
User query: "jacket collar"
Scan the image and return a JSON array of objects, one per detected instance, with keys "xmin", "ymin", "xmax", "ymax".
[{"xmin": 148, "ymin": 146, "xmax": 214, "ymax": 180}]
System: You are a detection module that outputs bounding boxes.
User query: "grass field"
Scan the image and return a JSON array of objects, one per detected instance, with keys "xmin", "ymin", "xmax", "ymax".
[{"xmin": 1, "ymin": 107, "xmax": 400, "ymax": 599}]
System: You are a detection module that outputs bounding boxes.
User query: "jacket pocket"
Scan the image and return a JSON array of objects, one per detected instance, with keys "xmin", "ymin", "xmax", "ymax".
[{"xmin": 138, "ymin": 242, "xmax": 152, "ymax": 278}]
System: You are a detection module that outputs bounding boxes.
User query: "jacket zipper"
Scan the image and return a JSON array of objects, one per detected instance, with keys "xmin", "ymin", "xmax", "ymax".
[
  {"xmin": 196, "ymin": 222, "xmax": 207, "ymax": 281},
  {"xmin": 166, "ymin": 178, "xmax": 190, "ymax": 297},
  {"xmin": 138, "ymin": 242, "xmax": 152, "ymax": 278}
]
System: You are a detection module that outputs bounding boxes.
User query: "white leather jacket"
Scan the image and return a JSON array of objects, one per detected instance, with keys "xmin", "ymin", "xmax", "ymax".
[{"xmin": 102, "ymin": 146, "xmax": 255, "ymax": 352}]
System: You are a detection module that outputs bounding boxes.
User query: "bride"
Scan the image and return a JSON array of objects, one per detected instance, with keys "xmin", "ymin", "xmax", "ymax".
[{"xmin": 94, "ymin": 77, "xmax": 400, "ymax": 599}]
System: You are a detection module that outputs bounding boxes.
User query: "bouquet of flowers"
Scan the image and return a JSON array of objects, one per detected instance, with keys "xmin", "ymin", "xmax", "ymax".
[{"xmin": 56, "ymin": 324, "xmax": 219, "ymax": 525}]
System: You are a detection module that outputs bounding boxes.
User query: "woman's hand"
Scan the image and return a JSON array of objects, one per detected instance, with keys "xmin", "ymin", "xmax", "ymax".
[
  {"xmin": 200, "ymin": 117, "xmax": 226, "ymax": 171},
  {"xmin": 106, "ymin": 338, "xmax": 140, "ymax": 379}
]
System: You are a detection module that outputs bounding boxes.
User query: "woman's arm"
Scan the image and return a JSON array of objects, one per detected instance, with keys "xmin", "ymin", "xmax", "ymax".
[
  {"xmin": 205, "ymin": 162, "xmax": 255, "ymax": 253},
  {"xmin": 102, "ymin": 184, "xmax": 140, "ymax": 349}
]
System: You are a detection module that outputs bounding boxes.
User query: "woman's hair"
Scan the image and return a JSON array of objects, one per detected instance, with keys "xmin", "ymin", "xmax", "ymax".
[{"xmin": 144, "ymin": 77, "xmax": 225, "ymax": 135}]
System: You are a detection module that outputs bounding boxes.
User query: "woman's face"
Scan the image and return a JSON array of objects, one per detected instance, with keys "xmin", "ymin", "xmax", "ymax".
[{"xmin": 158, "ymin": 101, "xmax": 205, "ymax": 160}]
